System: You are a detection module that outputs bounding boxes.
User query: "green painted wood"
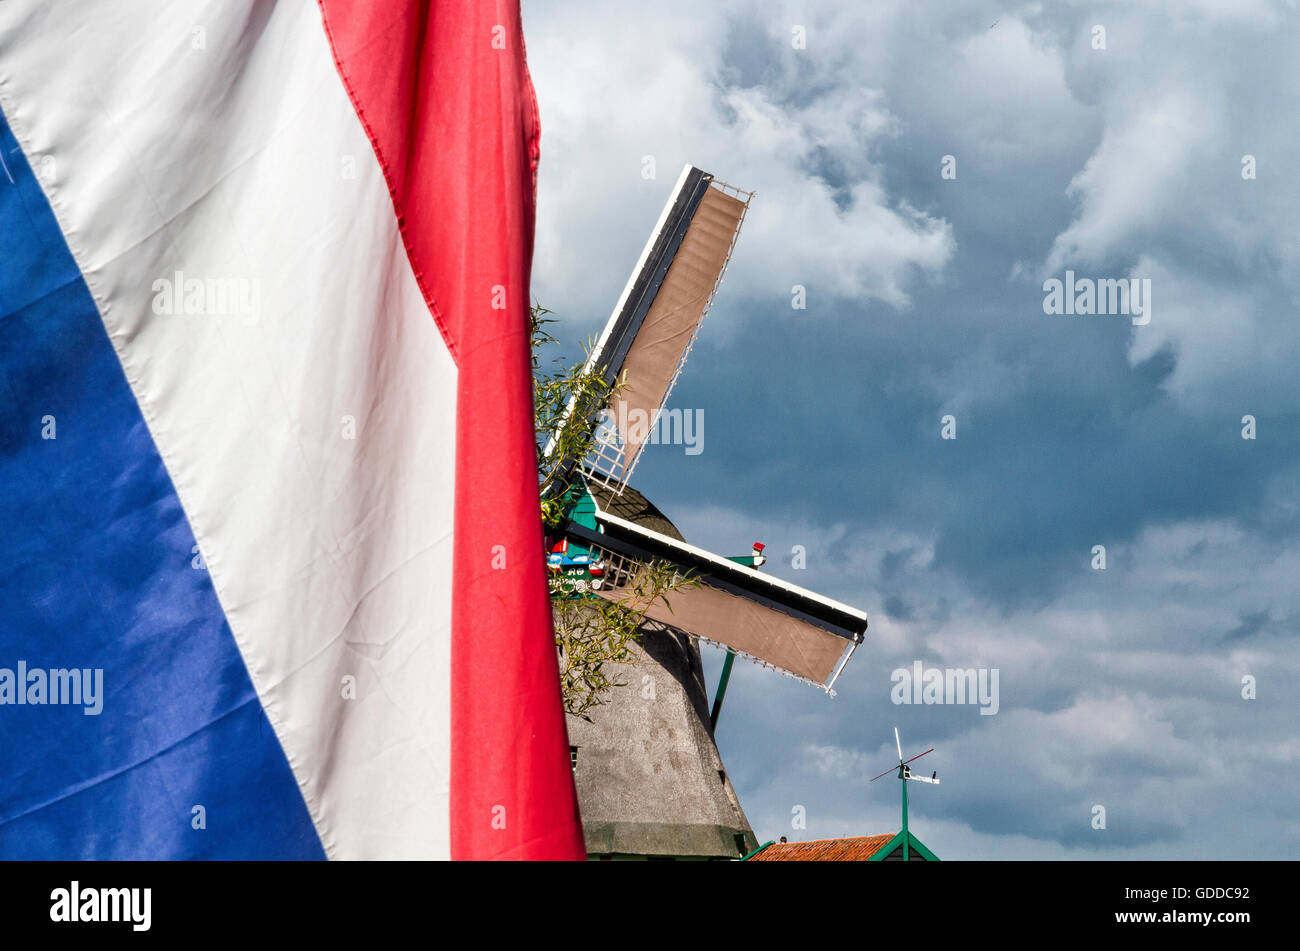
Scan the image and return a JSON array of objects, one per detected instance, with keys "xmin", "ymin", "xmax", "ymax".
[
  {"xmin": 709, "ymin": 650, "xmax": 736, "ymax": 730},
  {"xmin": 901, "ymin": 768, "xmax": 909, "ymax": 861},
  {"xmin": 866, "ymin": 828, "xmax": 938, "ymax": 862},
  {"xmin": 867, "ymin": 829, "xmax": 907, "ymax": 862},
  {"xmin": 905, "ymin": 832, "xmax": 940, "ymax": 861},
  {"xmin": 570, "ymin": 486, "xmax": 599, "ymax": 530}
]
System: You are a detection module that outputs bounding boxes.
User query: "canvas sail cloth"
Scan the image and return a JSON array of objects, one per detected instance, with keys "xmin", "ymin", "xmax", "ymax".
[
  {"xmin": 575, "ymin": 489, "xmax": 865, "ymax": 691},
  {"xmin": 604, "ymin": 574, "xmax": 853, "ymax": 687},
  {"xmin": 583, "ymin": 168, "xmax": 750, "ymax": 489},
  {"xmin": 610, "ymin": 186, "xmax": 746, "ymax": 478},
  {"xmin": 0, "ymin": 0, "xmax": 583, "ymax": 860}
]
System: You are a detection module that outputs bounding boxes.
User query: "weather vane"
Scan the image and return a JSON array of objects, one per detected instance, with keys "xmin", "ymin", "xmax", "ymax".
[{"xmin": 869, "ymin": 727, "xmax": 941, "ymax": 860}]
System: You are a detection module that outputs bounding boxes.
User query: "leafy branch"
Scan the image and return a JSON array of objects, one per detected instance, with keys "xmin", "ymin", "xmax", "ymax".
[
  {"xmin": 532, "ymin": 304, "xmax": 698, "ymax": 717},
  {"xmin": 532, "ymin": 305, "xmax": 618, "ymax": 529}
]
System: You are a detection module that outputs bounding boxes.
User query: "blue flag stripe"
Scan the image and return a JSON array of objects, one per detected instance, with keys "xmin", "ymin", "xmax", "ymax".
[{"xmin": 0, "ymin": 107, "xmax": 324, "ymax": 859}]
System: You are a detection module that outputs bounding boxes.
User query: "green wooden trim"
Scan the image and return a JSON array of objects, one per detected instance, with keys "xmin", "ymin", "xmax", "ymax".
[
  {"xmin": 901, "ymin": 772, "xmax": 909, "ymax": 860},
  {"xmin": 906, "ymin": 832, "xmax": 940, "ymax": 861},
  {"xmin": 569, "ymin": 486, "xmax": 599, "ymax": 530},
  {"xmin": 739, "ymin": 840, "xmax": 775, "ymax": 861},
  {"xmin": 866, "ymin": 829, "xmax": 940, "ymax": 862},
  {"xmin": 582, "ymin": 820, "xmax": 754, "ymax": 859},
  {"xmin": 866, "ymin": 829, "xmax": 907, "ymax": 862},
  {"xmin": 709, "ymin": 650, "xmax": 736, "ymax": 730}
]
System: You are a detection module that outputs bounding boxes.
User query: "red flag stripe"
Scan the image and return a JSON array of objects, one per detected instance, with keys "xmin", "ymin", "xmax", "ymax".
[{"xmin": 316, "ymin": 0, "xmax": 584, "ymax": 860}]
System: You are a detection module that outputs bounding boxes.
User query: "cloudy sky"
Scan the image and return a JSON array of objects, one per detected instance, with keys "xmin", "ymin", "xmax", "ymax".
[{"xmin": 523, "ymin": 0, "xmax": 1300, "ymax": 859}]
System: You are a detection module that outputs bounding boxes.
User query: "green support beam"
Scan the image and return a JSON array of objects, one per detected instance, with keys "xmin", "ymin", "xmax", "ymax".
[
  {"xmin": 901, "ymin": 768, "xmax": 909, "ymax": 861},
  {"xmin": 709, "ymin": 650, "xmax": 736, "ymax": 731}
]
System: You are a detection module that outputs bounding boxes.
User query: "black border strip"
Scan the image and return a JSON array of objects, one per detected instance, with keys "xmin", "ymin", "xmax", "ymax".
[{"xmin": 594, "ymin": 166, "xmax": 710, "ymax": 386}]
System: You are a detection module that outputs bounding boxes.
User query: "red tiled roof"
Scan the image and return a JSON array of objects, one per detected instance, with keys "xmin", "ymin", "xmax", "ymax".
[{"xmin": 747, "ymin": 834, "xmax": 895, "ymax": 862}]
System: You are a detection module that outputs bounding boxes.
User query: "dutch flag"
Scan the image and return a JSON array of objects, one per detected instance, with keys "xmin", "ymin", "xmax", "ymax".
[{"xmin": 0, "ymin": 0, "xmax": 584, "ymax": 860}]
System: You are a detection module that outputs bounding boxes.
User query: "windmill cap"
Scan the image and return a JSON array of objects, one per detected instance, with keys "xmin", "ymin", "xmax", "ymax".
[{"xmin": 752, "ymin": 542, "xmax": 765, "ymax": 551}]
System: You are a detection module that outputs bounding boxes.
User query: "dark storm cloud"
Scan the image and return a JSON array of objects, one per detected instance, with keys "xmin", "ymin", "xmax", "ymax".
[{"xmin": 526, "ymin": 0, "xmax": 1300, "ymax": 858}]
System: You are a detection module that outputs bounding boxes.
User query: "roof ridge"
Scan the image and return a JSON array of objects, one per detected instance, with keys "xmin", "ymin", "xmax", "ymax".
[{"xmin": 776, "ymin": 833, "xmax": 893, "ymax": 845}]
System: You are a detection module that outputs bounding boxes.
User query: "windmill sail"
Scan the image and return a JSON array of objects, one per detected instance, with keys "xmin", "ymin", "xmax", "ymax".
[
  {"xmin": 545, "ymin": 163, "xmax": 865, "ymax": 695},
  {"xmin": 556, "ymin": 165, "xmax": 751, "ymax": 492},
  {"xmin": 566, "ymin": 483, "xmax": 866, "ymax": 692}
]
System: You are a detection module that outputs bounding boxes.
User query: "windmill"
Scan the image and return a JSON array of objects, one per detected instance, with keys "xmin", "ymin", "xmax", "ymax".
[
  {"xmin": 545, "ymin": 163, "xmax": 868, "ymax": 700},
  {"xmin": 867, "ymin": 727, "xmax": 941, "ymax": 861},
  {"xmin": 544, "ymin": 164, "xmax": 871, "ymax": 859}
]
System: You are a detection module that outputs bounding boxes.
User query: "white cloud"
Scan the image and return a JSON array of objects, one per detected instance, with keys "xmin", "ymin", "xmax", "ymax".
[
  {"xmin": 1124, "ymin": 255, "xmax": 1267, "ymax": 405},
  {"xmin": 1045, "ymin": 90, "xmax": 1225, "ymax": 274},
  {"xmin": 525, "ymin": 0, "xmax": 954, "ymax": 324}
]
